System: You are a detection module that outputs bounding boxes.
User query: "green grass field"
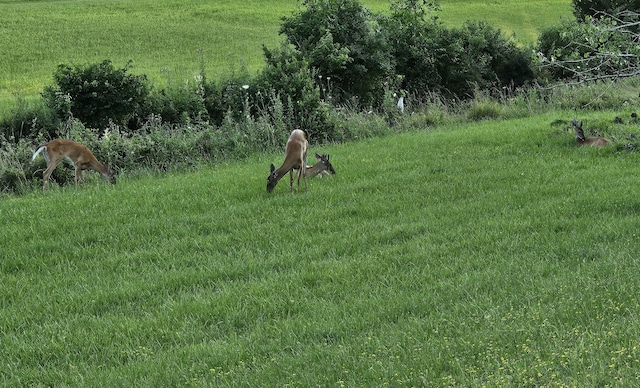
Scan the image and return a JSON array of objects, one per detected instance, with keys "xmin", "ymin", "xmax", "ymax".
[
  {"xmin": 2, "ymin": 111, "xmax": 640, "ymax": 385},
  {"xmin": 6, "ymin": 1, "xmax": 633, "ymax": 386},
  {"xmin": 0, "ymin": 0, "xmax": 572, "ymax": 117}
]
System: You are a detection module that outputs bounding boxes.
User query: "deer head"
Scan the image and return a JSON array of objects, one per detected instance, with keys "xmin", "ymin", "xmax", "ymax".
[
  {"xmin": 267, "ymin": 163, "xmax": 278, "ymax": 193},
  {"xmin": 315, "ymin": 153, "xmax": 335, "ymax": 175},
  {"xmin": 572, "ymin": 118, "xmax": 611, "ymax": 147}
]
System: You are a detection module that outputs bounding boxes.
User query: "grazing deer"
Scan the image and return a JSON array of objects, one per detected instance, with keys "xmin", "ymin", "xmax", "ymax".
[
  {"xmin": 32, "ymin": 139, "xmax": 116, "ymax": 190},
  {"xmin": 572, "ymin": 119, "xmax": 612, "ymax": 147},
  {"xmin": 267, "ymin": 129, "xmax": 308, "ymax": 193},
  {"xmin": 296, "ymin": 153, "xmax": 336, "ymax": 179}
]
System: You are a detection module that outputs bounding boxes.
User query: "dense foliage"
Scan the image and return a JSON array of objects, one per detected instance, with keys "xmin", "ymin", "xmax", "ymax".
[
  {"xmin": 280, "ymin": 0, "xmax": 392, "ymax": 106},
  {"xmin": 280, "ymin": 0, "xmax": 534, "ymax": 103},
  {"xmin": 381, "ymin": 1, "xmax": 534, "ymax": 99},
  {"xmin": 572, "ymin": 0, "xmax": 640, "ymax": 20},
  {"xmin": 43, "ymin": 60, "xmax": 150, "ymax": 130},
  {"xmin": 537, "ymin": 8, "xmax": 640, "ymax": 82}
]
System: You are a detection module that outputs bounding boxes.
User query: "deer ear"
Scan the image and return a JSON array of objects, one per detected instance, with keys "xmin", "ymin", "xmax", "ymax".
[{"xmin": 270, "ymin": 164, "xmax": 275, "ymax": 173}]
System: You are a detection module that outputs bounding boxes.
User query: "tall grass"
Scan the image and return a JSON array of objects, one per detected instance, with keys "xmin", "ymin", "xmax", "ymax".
[{"xmin": 2, "ymin": 111, "xmax": 640, "ymax": 385}]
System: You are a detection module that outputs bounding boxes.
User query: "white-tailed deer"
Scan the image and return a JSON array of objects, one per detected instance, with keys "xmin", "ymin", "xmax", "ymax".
[
  {"xmin": 572, "ymin": 119, "xmax": 611, "ymax": 147},
  {"xmin": 296, "ymin": 153, "xmax": 335, "ymax": 178},
  {"xmin": 32, "ymin": 139, "xmax": 116, "ymax": 190},
  {"xmin": 267, "ymin": 129, "xmax": 308, "ymax": 193}
]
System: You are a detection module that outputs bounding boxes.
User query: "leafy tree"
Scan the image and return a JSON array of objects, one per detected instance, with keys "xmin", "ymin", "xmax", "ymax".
[
  {"xmin": 537, "ymin": 10, "xmax": 640, "ymax": 83},
  {"xmin": 279, "ymin": 0, "xmax": 392, "ymax": 106},
  {"xmin": 433, "ymin": 21, "xmax": 534, "ymax": 98},
  {"xmin": 382, "ymin": 1, "xmax": 533, "ymax": 99},
  {"xmin": 381, "ymin": 0, "xmax": 442, "ymax": 96}
]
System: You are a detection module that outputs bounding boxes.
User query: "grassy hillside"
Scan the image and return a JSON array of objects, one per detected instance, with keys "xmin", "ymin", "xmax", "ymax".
[
  {"xmin": 440, "ymin": 0, "xmax": 573, "ymax": 43},
  {"xmin": 0, "ymin": 0, "xmax": 572, "ymax": 117},
  {"xmin": 2, "ymin": 111, "xmax": 639, "ymax": 385}
]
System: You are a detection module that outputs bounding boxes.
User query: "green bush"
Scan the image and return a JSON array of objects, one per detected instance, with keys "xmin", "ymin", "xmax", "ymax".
[
  {"xmin": 147, "ymin": 76, "xmax": 208, "ymax": 125},
  {"xmin": 381, "ymin": 0, "xmax": 442, "ymax": 97},
  {"xmin": 280, "ymin": 0, "xmax": 392, "ymax": 106},
  {"xmin": 434, "ymin": 21, "xmax": 534, "ymax": 99},
  {"xmin": 255, "ymin": 43, "xmax": 339, "ymax": 142},
  {"xmin": 42, "ymin": 60, "xmax": 150, "ymax": 131},
  {"xmin": 202, "ymin": 65, "xmax": 254, "ymax": 127}
]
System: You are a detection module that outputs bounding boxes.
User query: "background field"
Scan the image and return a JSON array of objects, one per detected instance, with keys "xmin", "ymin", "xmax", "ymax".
[
  {"xmin": 2, "ymin": 112, "xmax": 640, "ymax": 385},
  {"xmin": 0, "ymin": 0, "xmax": 572, "ymax": 117}
]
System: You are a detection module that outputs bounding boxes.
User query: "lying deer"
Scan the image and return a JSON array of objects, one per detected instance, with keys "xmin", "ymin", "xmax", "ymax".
[
  {"xmin": 32, "ymin": 139, "xmax": 116, "ymax": 190},
  {"xmin": 267, "ymin": 129, "xmax": 308, "ymax": 193},
  {"xmin": 572, "ymin": 119, "xmax": 611, "ymax": 147},
  {"xmin": 296, "ymin": 153, "xmax": 336, "ymax": 179}
]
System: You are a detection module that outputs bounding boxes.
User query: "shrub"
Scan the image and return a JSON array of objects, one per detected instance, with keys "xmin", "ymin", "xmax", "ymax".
[
  {"xmin": 202, "ymin": 65, "xmax": 253, "ymax": 127},
  {"xmin": 254, "ymin": 43, "xmax": 340, "ymax": 142},
  {"xmin": 280, "ymin": 0, "xmax": 392, "ymax": 106},
  {"xmin": 148, "ymin": 75, "xmax": 208, "ymax": 125},
  {"xmin": 433, "ymin": 21, "xmax": 534, "ymax": 99},
  {"xmin": 381, "ymin": 0, "xmax": 442, "ymax": 97},
  {"xmin": 42, "ymin": 60, "xmax": 150, "ymax": 131}
]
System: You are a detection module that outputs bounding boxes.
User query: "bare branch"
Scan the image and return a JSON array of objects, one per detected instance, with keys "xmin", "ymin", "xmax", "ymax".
[{"xmin": 537, "ymin": 10, "xmax": 640, "ymax": 85}]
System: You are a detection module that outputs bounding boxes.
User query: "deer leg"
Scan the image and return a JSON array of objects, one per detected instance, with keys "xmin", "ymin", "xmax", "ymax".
[
  {"xmin": 289, "ymin": 170, "xmax": 294, "ymax": 193},
  {"xmin": 42, "ymin": 160, "xmax": 60, "ymax": 190},
  {"xmin": 74, "ymin": 167, "xmax": 84, "ymax": 189},
  {"xmin": 302, "ymin": 153, "xmax": 307, "ymax": 192},
  {"xmin": 301, "ymin": 165, "xmax": 307, "ymax": 192},
  {"xmin": 295, "ymin": 167, "xmax": 302, "ymax": 193}
]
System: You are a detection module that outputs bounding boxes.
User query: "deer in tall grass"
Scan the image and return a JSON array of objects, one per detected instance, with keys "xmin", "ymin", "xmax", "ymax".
[
  {"xmin": 32, "ymin": 139, "xmax": 116, "ymax": 190},
  {"xmin": 572, "ymin": 119, "xmax": 611, "ymax": 147},
  {"xmin": 267, "ymin": 129, "xmax": 308, "ymax": 193},
  {"xmin": 296, "ymin": 153, "xmax": 335, "ymax": 179}
]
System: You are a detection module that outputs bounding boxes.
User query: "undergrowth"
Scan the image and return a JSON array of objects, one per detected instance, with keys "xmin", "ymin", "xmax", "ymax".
[{"xmin": 3, "ymin": 76, "xmax": 640, "ymax": 196}]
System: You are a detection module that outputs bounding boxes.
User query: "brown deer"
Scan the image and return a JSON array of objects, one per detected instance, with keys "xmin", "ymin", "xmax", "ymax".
[
  {"xmin": 267, "ymin": 129, "xmax": 308, "ymax": 193},
  {"xmin": 32, "ymin": 139, "xmax": 116, "ymax": 190},
  {"xmin": 296, "ymin": 153, "xmax": 335, "ymax": 179},
  {"xmin": 572, "ymin": 119, "xmax": 612, "ymax": 147}
]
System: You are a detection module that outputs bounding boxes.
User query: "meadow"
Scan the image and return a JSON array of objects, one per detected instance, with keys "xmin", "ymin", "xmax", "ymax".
[
  {"xmin": 2, "ymin": 111, "xmax": 640, "ymax": 385},
  {"xmin": 4, "ymin": 0, "xmax": 639, "ymax": 386},
  {"xmin": 0, "ymin": 0, "xmax": 572, "ymax": 117}
]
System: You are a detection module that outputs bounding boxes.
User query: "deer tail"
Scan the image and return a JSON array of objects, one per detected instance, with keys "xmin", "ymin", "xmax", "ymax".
[{"xmin": 32, "ymin": 146, "xmax": 47, "ymax": 161}]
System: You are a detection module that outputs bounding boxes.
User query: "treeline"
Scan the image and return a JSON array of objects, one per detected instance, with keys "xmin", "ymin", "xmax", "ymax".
[{"xmin": 1, "ymin": 0, "xmax": 638, "ymax": 194}]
